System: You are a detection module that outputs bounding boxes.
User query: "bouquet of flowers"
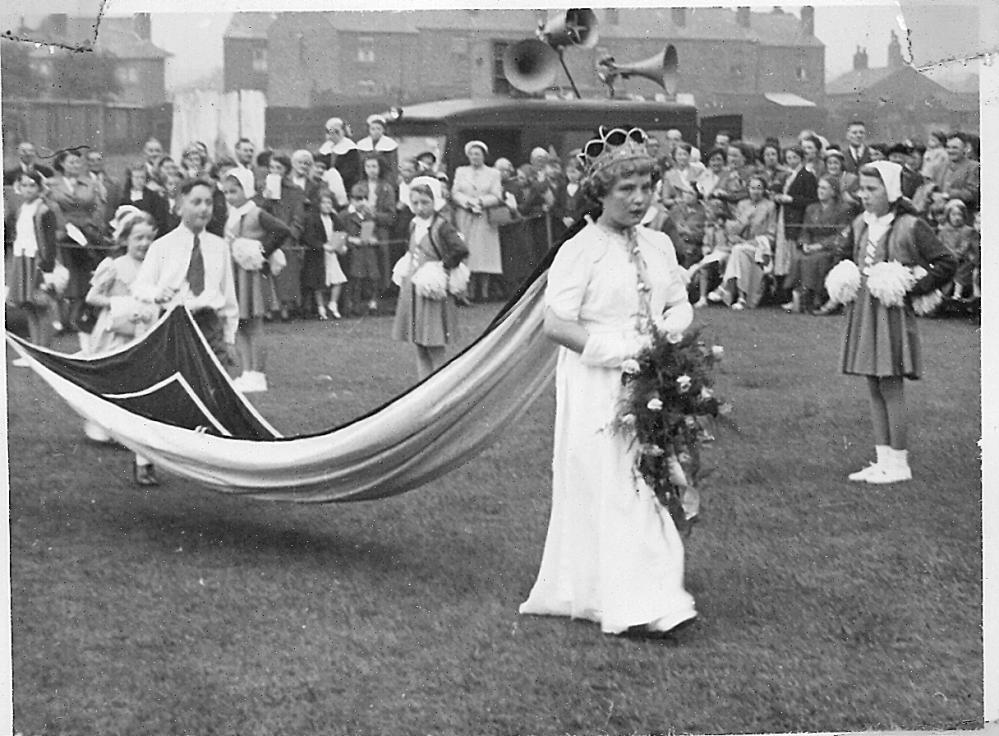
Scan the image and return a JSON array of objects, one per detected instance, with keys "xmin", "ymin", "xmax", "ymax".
[{"xmin": 612, "ymin": 327, "xmax": 731, "ymax": 535}]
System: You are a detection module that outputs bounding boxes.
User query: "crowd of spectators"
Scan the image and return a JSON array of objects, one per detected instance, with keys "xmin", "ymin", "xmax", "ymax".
[{"xmin": 4, "ymin": 117, "xmax": 982, "ymax": 358}]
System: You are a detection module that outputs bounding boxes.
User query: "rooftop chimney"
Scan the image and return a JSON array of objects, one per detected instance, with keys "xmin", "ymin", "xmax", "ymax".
[
  {"xmin": 671, "ymin": 7, "xmax": 687, "ymax": 28},
  {"xmin": 800, "ymin": 6, "xmax": 814, "ymax": 36},
  {"xmin": 853, "ymin": 45, "xmax": 868, "ymax": 71},
  {"xmin": 48, "ymin": 13, "xmax": 67, "ymax": 38},
  {"xmin": 133, "ymin": 13, "xmax": 151, "ymax": 40},
  {"xmin": 887, "ymin": 29, "xmax": 904, "ymax": 67},
  {"xmin": 736, "ymin": 7, "xmax": 751, "ymax": 28}
]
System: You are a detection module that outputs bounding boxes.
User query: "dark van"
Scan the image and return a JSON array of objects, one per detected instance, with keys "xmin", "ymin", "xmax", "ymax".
[{"xmin": 383, "ymin": 97, "xmax": 706, "ymax": 171}]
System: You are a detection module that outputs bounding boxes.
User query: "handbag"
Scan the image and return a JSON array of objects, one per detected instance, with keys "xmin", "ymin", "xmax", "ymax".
[{"xmin": 486, "ymin": 205, "xmax": 515, "ymax": 228}]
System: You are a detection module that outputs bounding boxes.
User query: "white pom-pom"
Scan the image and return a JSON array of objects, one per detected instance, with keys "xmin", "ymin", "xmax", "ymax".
[
  {"xmin": 912, "ymin": 288, "xmax": 944, "ymax": 316},
  {"xmin": 825, "ymin": 260, "xmax": 861, "ymax": 304},
  {"xmin": 231, "ymin": 237, "xmax": 265, "ymax": 271},
  {"xmin": 447, "ymin": 262, "xmax": 471, "ymax": 296},
  {"xmin": 866, "ymin": 260, "xmax": 916, "ymax": 308},
  {"xmin": 410, "ymin": 260, "xmax": 448, "ymax": 300},
  {"xmin": 391, "ymin": 254, "xmax": 413, "ymax": 287},
  {"xmin": 42, "ymin": 264, "xmax": 70, "ymax": 295}
]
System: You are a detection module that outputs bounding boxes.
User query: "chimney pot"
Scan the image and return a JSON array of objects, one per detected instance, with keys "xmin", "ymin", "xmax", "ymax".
[
  {"xmin": 800, "ymin": 6, "xmax": 815, "ymax": 36},
  {"xmin": 736, "ymin": 7, "xmax": 751, "ymax": 28}
]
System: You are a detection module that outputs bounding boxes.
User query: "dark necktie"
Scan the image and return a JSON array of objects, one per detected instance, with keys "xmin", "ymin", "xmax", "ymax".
[{"xmin": 187, "ymin": 233, "xmax": 205, "ymax": 296}]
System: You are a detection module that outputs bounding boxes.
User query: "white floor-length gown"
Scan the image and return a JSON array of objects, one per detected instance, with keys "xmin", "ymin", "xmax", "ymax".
[{"xmin": 520, "ymin": 222, "xmax": 697, "ymax": 635}]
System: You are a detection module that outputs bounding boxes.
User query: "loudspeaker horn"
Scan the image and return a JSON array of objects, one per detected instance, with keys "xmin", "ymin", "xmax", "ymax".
[
  {"xmin": 536, "ymin": 8, "xmax": 599, "ymax": 49},
  {"xmin": 503, "ymin": 39, "xmax": 560, "ymax": 94},
  {"xmin": 596, "ymin": 43, "xmax": 679, "ymax": 97}
]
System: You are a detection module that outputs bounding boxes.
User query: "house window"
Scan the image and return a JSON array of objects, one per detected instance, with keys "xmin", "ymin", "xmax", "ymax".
[
  {"xmin": 252, "ymin": 46, "xmax": 268, "ymax": 73},
  {"xmin": 796, "ymin": 66, "xmax": 808, "ymax": 81},
  {"xmin": 492, "ymin": 41, "xmax": 512, "ymax": 95},
  {"xmin": 115, "ymin": 64, "xmax": 139, "ymax": 84},
  {"xmin": 356, "ymin": 79, "xmax": 378, "ymax": 96},
  {"xmin": 357, "ymin": 37, "xmax": 376, "ymax": 64}
]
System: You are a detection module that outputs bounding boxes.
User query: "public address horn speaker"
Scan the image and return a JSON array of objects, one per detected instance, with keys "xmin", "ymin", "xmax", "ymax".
[
  {"xmin": 537, "ymin": 8, "xmax": 599, "ymax": 49},
  {"xmin": 503, "ymin": 39, "xmax": 560, "ymax": 94},
  {"xmin": 596, "ymin": 43, "xmax": 679, "ymax": 98}
]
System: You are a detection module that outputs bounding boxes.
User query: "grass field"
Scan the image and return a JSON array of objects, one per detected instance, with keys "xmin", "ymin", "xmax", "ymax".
[{"xmin": 5, "ymin": 303, "xmax": 983, "ymax": 736}]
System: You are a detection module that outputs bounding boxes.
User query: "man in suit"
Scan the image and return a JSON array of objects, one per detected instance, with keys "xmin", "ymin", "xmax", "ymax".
[
  {"xmin": 142, "ymin": 137, "xmax": 164, "ymax": 179},
  {"xmin": 842, "ymin": 121, "xmax": 872, "ymax": 174},
  {"xmin": 134, "ymin": 178, "xmax": 238, "ymax": 365},
  {"xmin": 935, "ymin": 132, "xmax": 980, "ymax": 211},
  {"xmin": 3, "ymin": 141, "xmax": 55, "ymax": 185}
]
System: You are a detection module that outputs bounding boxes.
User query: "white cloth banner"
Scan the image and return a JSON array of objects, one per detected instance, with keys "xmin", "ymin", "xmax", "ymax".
[{"xmin": 170, "ymin": 89, "xmax": 267, "ymax": 163}]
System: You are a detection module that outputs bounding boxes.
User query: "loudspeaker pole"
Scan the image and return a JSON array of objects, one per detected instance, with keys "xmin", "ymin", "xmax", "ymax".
[{"xmin": 557, "ymin": 49, "xmax": 581, "ymax": 99}]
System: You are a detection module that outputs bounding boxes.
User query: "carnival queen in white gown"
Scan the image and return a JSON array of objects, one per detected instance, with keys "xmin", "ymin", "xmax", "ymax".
[{"xmin": 519, "ymin": 127, "xmax": 698, "ymax": 636}]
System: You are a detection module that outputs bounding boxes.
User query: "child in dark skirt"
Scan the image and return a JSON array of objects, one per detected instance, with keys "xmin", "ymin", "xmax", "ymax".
[
  {"xmin": 838, "ymin": 162, "xmax": 956, "ymax": 484},
  {"xmin": 342, "ymin": 183, "xmax": 382, "ymax": 315}
]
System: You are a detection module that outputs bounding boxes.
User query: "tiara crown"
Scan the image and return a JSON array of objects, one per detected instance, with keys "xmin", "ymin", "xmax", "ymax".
[{"xmin": 578, "ymin": 126, "xmax": 651, "ymax": 178}]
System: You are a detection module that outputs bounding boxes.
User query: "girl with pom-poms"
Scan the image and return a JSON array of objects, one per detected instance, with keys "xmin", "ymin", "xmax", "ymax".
[{"xmin": 837, "ymin": 162, "xmax": 956, "ymax": 484}]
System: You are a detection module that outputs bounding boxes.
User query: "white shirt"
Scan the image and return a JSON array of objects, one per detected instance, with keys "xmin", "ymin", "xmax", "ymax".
[
  {"xmin": 134, "ymin": 223, "xmax": 239, "ymax": 343},
  {"xmin": 321, "ymin": 168, "xmax": 347, "ymax": 208},
  {"xmin": 863, "ymin": 211, "xmax": 895, "ymax": 248},
  {"xmin": 13, "ymin": 199, "xmax": 41, "ymax": 257},
  {"xmin": 398, "ymin": 179, "xmax": 413, "ymax": 212}
]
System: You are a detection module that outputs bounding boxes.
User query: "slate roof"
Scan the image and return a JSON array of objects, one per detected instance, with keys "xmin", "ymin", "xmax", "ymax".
[{"xmin": 224, "ymin": 12, "xmax": 278, "ymax": 40}]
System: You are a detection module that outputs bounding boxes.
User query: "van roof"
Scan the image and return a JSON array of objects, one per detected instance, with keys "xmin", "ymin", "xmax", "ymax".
[{"xmin": 388, "ymin": 97, "xmax": 697, "ymax": 128}]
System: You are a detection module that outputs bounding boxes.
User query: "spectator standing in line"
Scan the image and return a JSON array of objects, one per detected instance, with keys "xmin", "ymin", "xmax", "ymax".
[
  {"xmin": 117, "ymin": 161, "xmax": 171, "ymax": 235},
  {"xmin": 3, "ymin": 141, "xmax": 54, "ymax": 185},
  {"xmin": 886, "ymin": 143, "xmax": 922, "ymax": 200},
  {"xmin": 452, "ymin": 141, "xmax": 504, "ymax": 302},
  {"xmin": 758, "ymin": 141, "xmax": 786, "ymax": 188},
  {"xmin": 289, "ymin": 149, "xmax": 323, "ymax": 209},
  {"xmin": 4, "ymin": 170, "xmax": 59, "ymax": 354},
  {"xmin": 317, "ymin": 117, "xmax": 362, "ymax": 194},
  {"xmin": 356, "ymin": 114, "xmax": 399, "ymax": 179},
  {"xmin": 842, "ymin": 120, "xmax": 872, "ymax": 174},
  {"xmin": 342, "ymin": 183, "xmax": 383, "ymax": 315},
  {"xmin": 359, "ymin": 154, "xmax": 398, "ymax": 299},
  {"xmin": 47, "ymin": 148, "xmax": 104, "ymax": 341},
  {"xmin": 822, "ymin": 149, "xmax": 861, "ymax": 218},
  {"xmin": 133, "ymin": 177, "xmax": 239, "ymax": 367},
  {"xmin": 181, "ymin": 142, "xmax": 210, "ymax": 180},
  {"xmin": 920, "ymin": 130, "xmax": 949, "ymax": 182},
  {"xmin": 934, "ymin": 132, "xmax": 980, "ymax": 212},
  {"xmin": 771, "ymin": 145, "xmax": 818, "ymax": 311},
  {"xmin": 141, "ymin": 137, "xmax": 164, "ymax": 181},
  {"xmin": 260, "ymin": 153, "xmax": 307, "ymax": 320},
  {"xmin": 801, "ymin": 134, "xmax": 825, "ymax": 178},
  {"xmin": 301, "ymin": 190, "xmax": 348, "ymax": 320},
  {"xmin": 84, "ymin": 149, "xmax": 118, "ymax": 224}
]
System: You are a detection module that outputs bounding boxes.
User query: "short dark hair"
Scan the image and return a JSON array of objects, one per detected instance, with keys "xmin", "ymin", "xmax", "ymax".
[
  {"xmin": 350, "ymin": 183, "xmax": 368, "ymax": 200},
  {"xmin": 705, "ymin": 147, "xmax": 728, "ymax": 165},
  {"xmin": 52, "ymin": 147, "xmax": 86, "ymax": 174},
  {"xmin": 270, "ymin": 154, "xmax": 292, "ymax": 173},
  {"xmin": 179, "ymin": 177, "xmax": 214, "ymax": 198},
  {"xmin": 847, "ymin": 120, "xmax": 866, "ymax": 129},
  {"xmin": 236, "ymin": 137, "xmax": 254, "ymax": 148}
]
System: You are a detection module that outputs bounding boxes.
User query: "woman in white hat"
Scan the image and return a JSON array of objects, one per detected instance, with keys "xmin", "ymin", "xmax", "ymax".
[
  {"xmin": 356, "ymin": 114, "xmax": 399, "ymax": 177},
  {"xmin": 451, "ymin": 140, "xmax": 503, "ymax": 302}
]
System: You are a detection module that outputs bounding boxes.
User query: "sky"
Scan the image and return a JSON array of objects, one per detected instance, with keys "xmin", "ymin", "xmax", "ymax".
[{"xmin": 4, "ymin": 1, "xmax": 992, "ymax": 90}]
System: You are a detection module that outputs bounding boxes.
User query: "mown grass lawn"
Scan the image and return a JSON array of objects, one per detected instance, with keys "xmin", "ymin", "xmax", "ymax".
[{"xmin": 6, "ymin": 303, "xmax": 982, "ymax": 736}]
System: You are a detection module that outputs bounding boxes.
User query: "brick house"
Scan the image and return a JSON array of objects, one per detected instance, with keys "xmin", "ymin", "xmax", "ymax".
[
  {"xmin": 826, "ymin": 31, "xmax": 979, "ymax": 143},
  {"xmin": 227, "ymin": 7, "xmax": 826, "ymax": 147}
]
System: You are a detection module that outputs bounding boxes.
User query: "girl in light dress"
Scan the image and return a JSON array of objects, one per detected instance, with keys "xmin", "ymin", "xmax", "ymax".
[
  {"xmin": 83, "ymin": 206, "xmax": 161, "ymax": 484},
  {"xmin": 520, "ymin": 130, "xmax": 697, "ymax": 637}
]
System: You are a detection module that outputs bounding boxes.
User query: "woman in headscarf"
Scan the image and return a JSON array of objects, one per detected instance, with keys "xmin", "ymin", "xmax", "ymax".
[
  {"xmin": 221, "ymin": 167, "xmax": 291, "ymax": 393},
  {"xmin": 451, "ymin": 140, "xmax": 504, "ymax": 302},
  {"xmin": 839, "ymin": 161, "xmax": 955, "ymax": 485}
]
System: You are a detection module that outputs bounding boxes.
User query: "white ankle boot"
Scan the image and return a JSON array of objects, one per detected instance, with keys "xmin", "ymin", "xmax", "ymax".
[
  {"xmin": 866, "ymin": 448, "xmax": 912, "ymax": 484},
  {"xmin": 848, "ymin": 445, "xmax": 890, "ymax": 482}
]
